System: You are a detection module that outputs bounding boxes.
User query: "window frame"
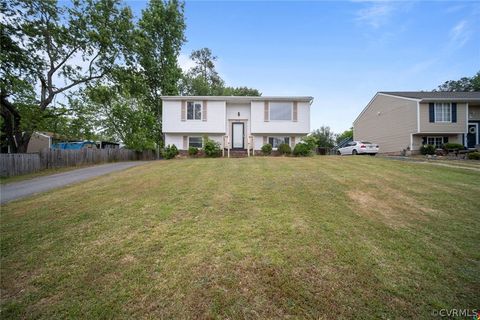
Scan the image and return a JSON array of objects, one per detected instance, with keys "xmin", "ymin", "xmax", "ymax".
[
  {"xmin": 434, "ymin": 103, "xmax": 452, "ymax": 123},
  {"xmin": 187, "ymin": 101, "xmax": 203, "ymax": 121},
  {"xmin": 269, "ymin": 102, "xmax": 293, "ymax": 121},
  {"xmin": 268, "ymin": 136, "xmax": 290, "ymax": 149},
  {"xmin": 426, "ymin": 136, "xmax": 444, "ymax": 148},
  {"xmin": 188, "ymin": 136, "xmax": 203, "ymax": 148}
]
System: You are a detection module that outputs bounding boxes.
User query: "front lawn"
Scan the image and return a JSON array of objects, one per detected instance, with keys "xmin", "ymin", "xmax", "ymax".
[{"xmin": 1, "ymin": 157, "xmax": 479, "ymax": 319}]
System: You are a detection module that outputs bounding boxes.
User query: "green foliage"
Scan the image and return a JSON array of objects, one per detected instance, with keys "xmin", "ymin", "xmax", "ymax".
[
  {"xmin": 467, "ymin": 152, "xmax": 480, "ymax": 160},
  {"xmin": 443, "ymin": 143, "xmax": 465, "ymax": 150},
  {"xmin": 300, "ymin": 135, "xmax": 318, "ymax": 151},
  {"xmin": 162, "ymin": 144, "xmax": 179, "ymax": 159},
  {"xmin": 261, "ymin": 144, "xmax": 272, "ymax": 155},
  {"xmin": 293, "ymin": 143, "xmax": 313, "ymax": 157},
  {"xmin": 435, "ymin": 71, "xmax": 480, "ymax": 92},
  {"xmin": 336, "ymin": 128, "xmax": 353, "ymax": 144},
  {"xmin": 278, "ymin": 143, "xmax": 291, "ymax": 155},
  {"xmin": 311, "ymin": 126, "xmax": 336, "ymax": 148},
  {"xmin": 420, "ymin": 145, "xmax": 436, "ymax": 155},
  {"xmin": 203, "ymin": 136, "xmax": 222, "ymax": 157},
  {"xmin": 188, "ymin": 147, "xmax": 199, "ymax": 156}
]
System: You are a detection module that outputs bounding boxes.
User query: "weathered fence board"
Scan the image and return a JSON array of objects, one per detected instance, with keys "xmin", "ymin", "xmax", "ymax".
[{"xmin": 1, "ymin": 149, "xmax": 155, "ymax": 177}]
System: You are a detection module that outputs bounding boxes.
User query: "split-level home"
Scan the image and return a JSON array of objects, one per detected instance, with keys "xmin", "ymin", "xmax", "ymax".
[
  {"xmin": 353, "ymin": 92, "xmax": 480, "ymax": 154},
  {"xmin": 161, "ymin": 96, "xmax": 313, "ymax": 155}
]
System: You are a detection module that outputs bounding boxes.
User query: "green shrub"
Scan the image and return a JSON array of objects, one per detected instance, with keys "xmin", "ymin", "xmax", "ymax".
[
  {"xmin": 300, "ymin": 135, "xmax": 318, "ymax": 150},
  {"xmin": 293, "ymin": 143, "xmax": 313, "ymax": 156},
  {"xmin": 443, "ymin": 143, "xmax": 464, "ymax": 150},
  {"xmin": 261, "ymin": 144, "xmax": 272, "ymax": 155},
  {"xmin": 188, "ymin": 147, "xmax": 199, "ymax": 156},
  {"xmin": 203, "ymin": 136, "xmax": 222, "ymax": 157},
  {"xmin": 277, "ymin": 143, "xmax": 291, "ymax": 155},
  {"xmin": 420, "ymin": 144, "xmax": 436, "ymax": 155},
  {"xmin": 162, "ymin": 144, "xmax": 179, "ymax": 159},
  {"xmin": 467, "ymin": 152, "xmax": 480, "ymax": 160}
]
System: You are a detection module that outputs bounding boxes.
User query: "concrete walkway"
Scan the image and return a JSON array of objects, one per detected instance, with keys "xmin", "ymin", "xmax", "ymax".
[{"xmin": 1, "ymin": 161, "xmax": 149, "ymax": 204}]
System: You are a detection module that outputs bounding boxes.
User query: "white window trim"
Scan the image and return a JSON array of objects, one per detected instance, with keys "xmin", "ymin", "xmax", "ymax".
[
  {"xmin": 269, "ymin": 102, "xmax": 293, "ymax": 121},
  {"xmin": 426, "ymin": 136, "xmax": 445, "ymax": 148},
  {"xmin": 188, "ymin": 136, "xmax": 203, "ymax": 148},
  {"xmin": 434, "ymin": 103, "xmax": 452, "ymax": 123},
  {"xmin": 187, "ymin": 101, "xmax": 203, "ymax": 121},
  {"xmin": 268, "ymin": 136, "xmax": 291, "ymax": 149}
]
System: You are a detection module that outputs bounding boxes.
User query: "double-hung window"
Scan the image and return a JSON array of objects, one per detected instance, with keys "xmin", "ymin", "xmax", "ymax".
[
  {"xmin": 268, "ymin": 137, "xmax": 290, "ymax": 148},
  {"xmin": 434, "ymin": 103, "xmax": 452, "ymax": 123},
  {"xmin": 188, "ymin": 137, "xmax": 203, "ymax": 148},
  {"xmin": 269, "ymin": 102, "xmax": 292, "ymax": 121},
  {"xmin": 187, "ymin": 101, "xmax": 202, "ymax": 120},
  {"xmin": 427, "ymin": 136, "xmax": 444, "ymax": 148}
]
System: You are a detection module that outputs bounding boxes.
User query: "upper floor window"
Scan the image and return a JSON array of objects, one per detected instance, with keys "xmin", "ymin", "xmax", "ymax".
[
  {"xmin": 187, "ymin": 101, "xmax": 202, "ymax": 120},
  {"xmin": 269, "ymin": 102, "xmax": 292, "ymax": 121},
  {"xmin": 434, "ymin": 103, "xmax": 451, "ymax": 123}
]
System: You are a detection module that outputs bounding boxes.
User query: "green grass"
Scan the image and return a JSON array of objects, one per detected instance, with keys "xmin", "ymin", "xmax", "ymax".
[{"xmin": 1, "ymin": 156, "xmax": 479, "ymax": 319}]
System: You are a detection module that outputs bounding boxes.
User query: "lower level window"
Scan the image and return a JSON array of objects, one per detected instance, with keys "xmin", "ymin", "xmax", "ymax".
[
  {"xmin": 427, "ymin": 137, "xmax": 444, "ymax": 148},
  {"xmin": 268, "ymin": 137, "xmax": 290, "ymax": 148},
  {"xmin": 189, "ymin": 136, "xmax": 203, "ymax": 148}
]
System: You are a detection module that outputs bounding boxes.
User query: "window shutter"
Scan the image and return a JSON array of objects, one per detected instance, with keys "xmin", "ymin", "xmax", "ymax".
[
  {"xmin": 202, "ymin": 100, "xmax": 207, "ymax": 121},
  {"xmin": 264, "ymin": 101, "xmax": 269, "ymax": 122},
  {"xmin": 291, "ymin": 136, "xmax": 295, "ymax": 147},
  {"xmin": 263, "ymin": 136, "xmax": 267, "ymax": 145},
  {"xmin": 429, "ymin": 103, "xmax": 435, "ymax": 123},
  {"xmin": 183, "ymin": 136, "xmax": 187, "ymax": 149},
  {"xmin": 181, "ymin": 101, "xmax": 186, "ymax": 121},
  {"xmin": 451, "ymin": 103, "xmax": 457, "ymax": 123},
  {"xmin": 293, "ymin": 102, "xmax": 298, "ymax": 122},
  {"xmin": 443, "ymin": 136, "xmax": 449, "ymax": 143}
]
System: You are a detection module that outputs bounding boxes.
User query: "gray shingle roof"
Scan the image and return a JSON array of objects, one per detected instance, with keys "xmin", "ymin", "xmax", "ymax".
[{"xmin": 380, "ymin": 91, "xmax": 480, "ymax": 100}]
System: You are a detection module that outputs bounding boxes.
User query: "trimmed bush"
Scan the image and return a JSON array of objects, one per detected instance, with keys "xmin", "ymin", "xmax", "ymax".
[
  {"xmin": 261, "ymin": 144, "xmax": 272, "ymax": 155},
  {"xmin": 188, "ymin": 147, "xmax": 199, "ymax": 157},
  {"xmin": 278, "ymin": 143, "xmax": 291, "ymax": 155},
  {"xmin": 420, "ymin": 144, "xmax": 436, "ymax": 155},
  {"xmin": 203, "ymin": 137, "xmax": 222, "ymax": 157},
  {"xmin": 162, "ymin": 144, "xmax": 179, "ymax": 159},
  {"xmin": 293, "ymin": 143, "xmax": 313, "ymax": 156},
  {"xmin": 443, "ymin": 143, "xmax": 464, "ymax": 150},
  {"xmin": 467, "ymin": 152, "xmax": 480, "ymax": 160}
]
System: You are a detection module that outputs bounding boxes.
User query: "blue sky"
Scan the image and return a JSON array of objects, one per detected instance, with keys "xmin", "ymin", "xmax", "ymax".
[{"xmin": 129, "ymin": 0, "xmax": 480, "ymax": 133}]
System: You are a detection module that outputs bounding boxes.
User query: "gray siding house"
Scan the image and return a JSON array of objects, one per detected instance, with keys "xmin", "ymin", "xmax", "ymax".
[{"xmin": 353, "ymin": 92, "xmax": 480, "ymax": 154}]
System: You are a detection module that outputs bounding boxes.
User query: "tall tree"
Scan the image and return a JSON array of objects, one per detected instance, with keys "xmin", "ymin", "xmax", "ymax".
[
  {"xmin": 136, "ymin": 0, "xmax": 186, "ymax": 146},
  {"xmin": 336, "ymin": 128, "xmax": 353, "ymax": 144},
  {"xmin": 1, "ymin": 0, "xmax": 133, "ymax": 152},
  {"xmin": 434, "ymin": 71, "xmax": 480, "ymax": 92}
]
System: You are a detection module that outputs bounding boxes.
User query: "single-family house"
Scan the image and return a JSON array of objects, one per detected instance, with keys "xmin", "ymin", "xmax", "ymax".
[
  {"xmin": 161, "ymin": 96, "xmax": 313, "ymax": 155},
  {"xmin": 353, "ymin": 92, "xmax": 480, "ymax": 154}
]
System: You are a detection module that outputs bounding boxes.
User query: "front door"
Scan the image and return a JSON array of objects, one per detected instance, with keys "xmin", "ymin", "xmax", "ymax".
[
  {"xmin": 232, "ymin": 122, "xmax": 244, "ymax": 149},
  {"xmin": 467, "ymin": 123, "xmax": 478, "ymax": 148}
]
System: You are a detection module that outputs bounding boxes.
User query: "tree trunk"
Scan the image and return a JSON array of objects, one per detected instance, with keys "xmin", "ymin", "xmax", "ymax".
[{"xmin": 1, "ymin": 95, "xmax": 33, "ymax": 153}]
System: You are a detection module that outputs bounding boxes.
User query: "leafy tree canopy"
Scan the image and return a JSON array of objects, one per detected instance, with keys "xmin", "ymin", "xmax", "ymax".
[{"xmin": 434, "ymin": 71, "xmax": 480, "ymax": 92}]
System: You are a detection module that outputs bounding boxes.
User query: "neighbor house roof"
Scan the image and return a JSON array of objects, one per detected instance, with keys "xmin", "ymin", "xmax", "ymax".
[
  {"xmin": 160, "ymin": 96, "xmax": 314, "ymax": 103},
  {"xmin": 379, "ymin": 91, "xmax": 480, "ymax": 101}
]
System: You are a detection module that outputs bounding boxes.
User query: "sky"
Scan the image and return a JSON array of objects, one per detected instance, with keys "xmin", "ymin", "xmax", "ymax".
[{"xmin": 131, "ymin": 0, "xmax": 480, "ymax": 133}]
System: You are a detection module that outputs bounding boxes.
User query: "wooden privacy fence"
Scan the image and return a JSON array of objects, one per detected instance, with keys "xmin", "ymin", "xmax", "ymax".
[{"xmin": 1, "ymin": 148, "xmax": 155, "ymax": 177}]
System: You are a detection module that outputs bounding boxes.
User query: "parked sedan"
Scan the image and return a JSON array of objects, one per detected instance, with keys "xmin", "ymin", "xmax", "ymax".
[{"xmin": 337, "ymin": 141, "xmax": 379, "ymax": 155}]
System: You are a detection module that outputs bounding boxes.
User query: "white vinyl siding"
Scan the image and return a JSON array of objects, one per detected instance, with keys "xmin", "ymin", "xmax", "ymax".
[
  {"xmin": 187, "ymin": 101, "xmax": 202, "ymax": 120},
  {"xmin": 434, "ymin": 103, "xmax": 452, "ymax": 123},
  {"xmin": 269, "ymin": 102, "xmax": 292, "ymax": 121},
  {"xmin": 188, "ymin": 136, "xmax": 203, "ymax": 148}
]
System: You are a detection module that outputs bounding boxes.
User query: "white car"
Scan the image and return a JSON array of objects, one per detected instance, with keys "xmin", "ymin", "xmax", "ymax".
[{"xmin": 337, "ymin": 141, "xmax": 379, "ymax": 156}]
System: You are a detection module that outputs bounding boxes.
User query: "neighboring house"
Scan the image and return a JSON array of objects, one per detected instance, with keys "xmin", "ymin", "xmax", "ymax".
[
  {"xmin": 161, "ymin": 96, "xmax": 313, "ymax": 154},
  {"xmin": 27, "ymin": 132, "xmax": 71, "ymax": 153},
  {"xmin": 353, "ymin": 92, "xmax": 480, "ymax": 154}
]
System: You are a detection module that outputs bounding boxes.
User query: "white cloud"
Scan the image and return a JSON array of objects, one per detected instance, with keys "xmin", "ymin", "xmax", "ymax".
[
  {"xmin": 355, "ymin": 1, "xmax": 395, "ymax": 28},
  {"xmin": 449, "ymin": 20, "xmax": 471, "ymax": 47}
]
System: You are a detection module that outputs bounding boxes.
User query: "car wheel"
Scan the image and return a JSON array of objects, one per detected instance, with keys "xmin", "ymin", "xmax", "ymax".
[
  {"xmin": 369, "ymin": 153, "xmax": 376, "ymax": 156},
  {"xmin": 337, "ymin": 151, "xmax": 341, "ymax": 155},
  {"xmin": 352, "ymin": 149, "xmax": 357, "ymax": 155}
]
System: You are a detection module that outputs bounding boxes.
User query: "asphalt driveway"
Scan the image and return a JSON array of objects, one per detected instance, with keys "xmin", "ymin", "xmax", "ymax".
[{"xmin": 1, "ymin": 161, "xmax": 149, "ymax": 204}]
